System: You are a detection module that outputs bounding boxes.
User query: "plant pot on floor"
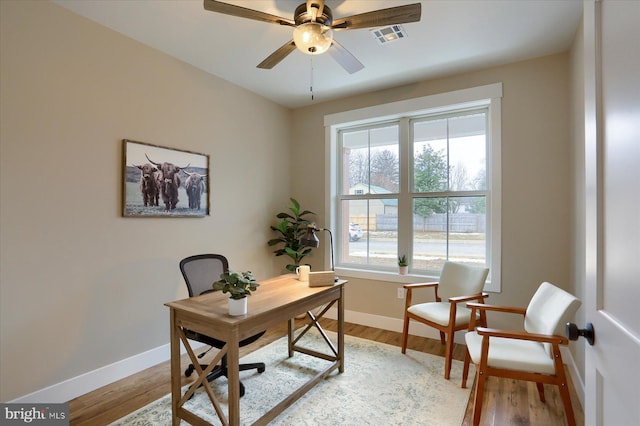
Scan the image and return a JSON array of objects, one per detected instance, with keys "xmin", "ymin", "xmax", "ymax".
[{"xmin": 228, "ymin": 297, "xmax": 247, "ymax": 316}]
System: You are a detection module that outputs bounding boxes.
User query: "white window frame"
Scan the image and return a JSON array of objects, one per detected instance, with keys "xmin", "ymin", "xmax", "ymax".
[{"xmin": 324, "ymin": 83, "xmax": 502, "ymax": 292}]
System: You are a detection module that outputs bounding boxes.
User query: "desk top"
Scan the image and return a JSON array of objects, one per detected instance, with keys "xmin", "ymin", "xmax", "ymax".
[{"xmin": 166, "ymin": 274, "xmax": 346, "ymax": 338}]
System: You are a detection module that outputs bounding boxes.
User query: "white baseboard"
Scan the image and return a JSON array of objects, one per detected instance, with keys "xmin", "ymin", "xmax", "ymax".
[{"xmin": 10, "ymin": 341, "xmax": 204, "ymax": 404}]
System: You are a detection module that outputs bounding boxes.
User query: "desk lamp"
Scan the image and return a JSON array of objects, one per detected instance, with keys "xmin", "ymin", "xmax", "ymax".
[{"xmin": 299, "ymin": 224, "xmax": 338, "ymax": 282}]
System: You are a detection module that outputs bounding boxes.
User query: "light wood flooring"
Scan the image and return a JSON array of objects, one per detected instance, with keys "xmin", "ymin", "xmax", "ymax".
[{"xmin": 68, "ymin": 319, "xmax": 584, "ymax": 425}]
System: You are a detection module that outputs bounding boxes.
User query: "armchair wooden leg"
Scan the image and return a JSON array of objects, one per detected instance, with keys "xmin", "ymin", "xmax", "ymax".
[
  {"xmin": 536, "ymin": 382, "xmax": 546, "ymax": 402},
  {"xmin": 558, "ymin": 378, "xmax": 576, "ymax": 426},
  {"xmin": 462, "ymin": 350, "xmax": 471, "ymax": 388},
  {"xmin": 439, "ymin": 331, "xmax": 446, "ymax": 345},
  {"xmin": 472, "ymin": 368, "xmax": 485, "ymax": 426},
  {"xmin": 444, "ymin": 331, "xmax": 454, "ymax": 380},
  {"xmin": 401, "ymin": 314, "xmax": 410, "ymax": 354}
]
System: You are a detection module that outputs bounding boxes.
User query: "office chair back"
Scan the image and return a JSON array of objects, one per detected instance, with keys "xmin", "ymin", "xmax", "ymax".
[
  {"xmin": 180, "ymin": 254, "xmax": 228, "ymax": 297},
  {"xmin": 178, "ymin": 254, "xmax": 266, "ymax": 397},
  {"xmin": 437, "ymin": 261, "xmax": 489, "ymax": 301}
]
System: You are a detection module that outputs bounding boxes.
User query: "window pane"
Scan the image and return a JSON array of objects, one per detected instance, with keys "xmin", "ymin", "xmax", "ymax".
[
  {"xmin": 370, "ymin": 126, "xmax": 399, "ymax": 193},
  {"xmin": 412, "ymin": 197, "xmax": 486, "ymax": 272},
  {"xmin": 342, "ymin": 129, "xmax": 370, "ymax": 194},
  {"xmin": 340, "ymin": 199, "xmax": 397, "ymax": 268},
  {"xmin": 413, "ymin": 119, "xmax": 448, "ymax": 193},
  {"xmin": 448, "ymin": 197, "xmax": 486, "ymax": 267},
  {"xmin": 341, "ymin": 125, "xmax": 399, "ymax": 195},
  {"xmin": 413, "ymin": 197, "xmax": 447, "ymax": 271},
  {"xmin": 449, "ymin": 114, "xmax": 486, "ymax": 191}
]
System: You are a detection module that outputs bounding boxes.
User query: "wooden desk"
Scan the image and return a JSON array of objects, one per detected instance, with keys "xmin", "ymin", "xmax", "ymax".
[{"xmin": 165, "ymin": 274, "xmax": 346, "ymax": 426}]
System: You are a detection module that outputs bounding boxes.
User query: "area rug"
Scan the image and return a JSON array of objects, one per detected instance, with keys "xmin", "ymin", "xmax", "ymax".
[{"xmin": 112, "ymin": 331, "xmax": 473, "ymax": 425}]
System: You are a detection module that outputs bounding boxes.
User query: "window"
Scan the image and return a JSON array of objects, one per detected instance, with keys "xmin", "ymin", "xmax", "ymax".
[{"xmin": 325, "ymin": 84, "xmax": 502, "ymax": 291}]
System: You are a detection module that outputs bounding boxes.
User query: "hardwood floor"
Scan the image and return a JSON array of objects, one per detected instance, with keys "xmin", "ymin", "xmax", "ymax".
[{"xmin": 68, "ymin": 319, "xmax": 584, "ymax": 425}]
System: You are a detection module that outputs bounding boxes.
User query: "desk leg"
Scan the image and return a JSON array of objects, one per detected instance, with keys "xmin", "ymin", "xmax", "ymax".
[
  {"xmin": 338, "ymin": 286, "xmax": 345, "ymax": 373},
  {"xmin": 227, "ymin": 336, "xmax": 241, "ymax": 426},
  {"xmin": 169, "ymin": 309, "xmax": 181, "ymax": 426},
  {"xmin": 288, "ymin": 318, "xmax": 295, "ymax": 357}
]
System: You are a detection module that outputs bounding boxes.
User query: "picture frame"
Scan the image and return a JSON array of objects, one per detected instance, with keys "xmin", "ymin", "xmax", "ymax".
[{"xmin": 123, "ymin": 139, "xmax": 210, "ymax": 217}]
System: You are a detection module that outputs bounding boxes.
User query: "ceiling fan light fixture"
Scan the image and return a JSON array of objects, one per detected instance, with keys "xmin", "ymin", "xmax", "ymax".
[{"xmin": 293, "ymin": 22, "xmax": 333, "ymax": 55}]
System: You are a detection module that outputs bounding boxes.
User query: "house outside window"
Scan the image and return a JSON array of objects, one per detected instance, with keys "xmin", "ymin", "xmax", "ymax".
[{"xmin": 325, "ymin": 84, "xmax": 502, "ymax": 291}]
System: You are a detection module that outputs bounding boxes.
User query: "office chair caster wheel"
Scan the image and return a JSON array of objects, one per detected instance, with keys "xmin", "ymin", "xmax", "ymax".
[{"xmin": 185, "ymin": 364, "xmax": 194, "ymax": 377}]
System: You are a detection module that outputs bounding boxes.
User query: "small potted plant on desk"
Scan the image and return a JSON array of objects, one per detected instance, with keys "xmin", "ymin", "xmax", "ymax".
[
  {"xmin": 398, "ymin": 255, "xmax": 409, "ymax": 275},
  {"xmin": 212, "ymin": 270, "xmax": 259, "ymax": 316}
]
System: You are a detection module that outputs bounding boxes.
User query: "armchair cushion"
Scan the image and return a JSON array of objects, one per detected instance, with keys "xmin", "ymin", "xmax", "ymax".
[
  {"xmin": 408, "ymin": 302, "xmax": 474, "ymax": 327},
  {"xmin": 465, "ymin": 331, "xmax": 556, "ymax": 375}
]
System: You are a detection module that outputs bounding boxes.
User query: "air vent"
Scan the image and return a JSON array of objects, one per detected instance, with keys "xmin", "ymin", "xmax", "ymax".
[{"xmin": 371, "ymin": 25, "xmax": 407, "ymax": 45}]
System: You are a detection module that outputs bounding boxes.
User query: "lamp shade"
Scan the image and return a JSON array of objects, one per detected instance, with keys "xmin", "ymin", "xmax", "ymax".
[
  {"xmin": 299, "ymin": 226, "xmax": 320, "ymax": 248},
  {"xmin": 293, "ymin": 22, "xmax": 333, "ymax": 55}
]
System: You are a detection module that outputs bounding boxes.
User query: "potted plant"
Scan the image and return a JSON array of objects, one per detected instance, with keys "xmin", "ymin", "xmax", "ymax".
[
  {"xmin": 268, "ymin": 197, "xmax": 316, "ymax": 272},
  {"xmin": 212, "ymin": 270, "xmax": 259, "ymax": 316},
  {"xmin": 398, "ymin": 255, "xmax": 409, "ymax": 275}
]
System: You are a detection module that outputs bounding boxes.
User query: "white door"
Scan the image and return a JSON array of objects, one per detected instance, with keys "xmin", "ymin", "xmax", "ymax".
[{"xmin": 583, "ymin": 1, "xmax": 640, "ymax": 425}]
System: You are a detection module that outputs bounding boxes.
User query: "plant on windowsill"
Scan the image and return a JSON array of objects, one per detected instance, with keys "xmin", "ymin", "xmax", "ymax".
[
  {"xmin": 268, "ymin": 197, "xmax": 316, "ymax": 272},
  {"xmin": 398, "ymin": 255, "xmax": 409, "ymax": 275},
  {"xmin": 212, "ymin": 270, "xmax": 259, "ymax": 316}
]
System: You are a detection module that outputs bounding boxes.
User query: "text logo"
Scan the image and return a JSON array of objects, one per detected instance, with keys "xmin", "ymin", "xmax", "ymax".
[{"xmin": 1, "ymin": 404, "xmax": 68, "ymax": 425}]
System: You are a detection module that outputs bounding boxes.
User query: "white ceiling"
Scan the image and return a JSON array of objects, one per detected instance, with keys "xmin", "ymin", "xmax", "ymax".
[{"xmin": 52, "ymin": 0, "xmax": 583, "ymax": 109}]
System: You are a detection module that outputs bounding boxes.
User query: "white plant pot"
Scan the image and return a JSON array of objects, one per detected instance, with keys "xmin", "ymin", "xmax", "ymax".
[
  {"xmin": 399, "ymin": 266, "xmax": 408, "ymax": 275},
  {"xmin": 228, "ymin": 297, "xmax": 247, "ymax": 316}
]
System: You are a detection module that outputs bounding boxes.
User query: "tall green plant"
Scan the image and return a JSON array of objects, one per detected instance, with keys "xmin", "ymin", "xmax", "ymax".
[{"xmin": 268, "ymin": 198, "xmax": 316, "ymax": 272}]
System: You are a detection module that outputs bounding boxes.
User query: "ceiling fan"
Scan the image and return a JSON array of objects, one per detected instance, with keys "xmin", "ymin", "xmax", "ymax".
[{"xmin": 203, "ymin": 0, "xmax": 422, "ymax": 74}]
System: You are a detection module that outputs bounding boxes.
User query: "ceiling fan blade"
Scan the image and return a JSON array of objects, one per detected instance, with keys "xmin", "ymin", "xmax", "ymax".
[
  {"xmin": 204, "ymin": 0, "xmax": 295, "ymax": 27},
  {"xmin": 257, "ymin": 40, "xmax": 297, "ymax": 69},
  {"xmin": 331, "ymin": 3, "xmax": 421, "ymax": 30},
  {"xmin": 328, "ymin": 40, "xmax": 364, "ymax": 74}
]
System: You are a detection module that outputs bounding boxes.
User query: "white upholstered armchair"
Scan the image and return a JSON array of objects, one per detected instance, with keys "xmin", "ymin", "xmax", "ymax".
[
  {"xmin": 402, "ymin": 261, "xmax": 489, "ymax": 379},
  {"xmin": 462, "ymin": 281, "xmax": 581, "ymax": 426}
]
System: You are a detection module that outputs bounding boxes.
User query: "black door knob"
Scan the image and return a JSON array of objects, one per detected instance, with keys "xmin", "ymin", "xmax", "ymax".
[{"xmin": 566, "ymin": 322, "xmax": 595, "ymax": 346}]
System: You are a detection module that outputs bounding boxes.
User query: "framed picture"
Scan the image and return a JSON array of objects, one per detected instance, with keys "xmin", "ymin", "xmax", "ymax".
[{"xmin": 123, "ymin": 139, "xmax": 210, "ymax": 217}]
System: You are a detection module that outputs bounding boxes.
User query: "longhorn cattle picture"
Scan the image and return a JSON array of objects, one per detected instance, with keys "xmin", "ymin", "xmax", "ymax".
[{"xmin": 123, "ymin": 139, "xmax": 209, "ymax": 217}]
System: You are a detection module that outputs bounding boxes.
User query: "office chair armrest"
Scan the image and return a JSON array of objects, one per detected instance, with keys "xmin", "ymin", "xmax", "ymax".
[{"xmin": 476, "ymin": 327, "xmax": 569, "ymax": 345}]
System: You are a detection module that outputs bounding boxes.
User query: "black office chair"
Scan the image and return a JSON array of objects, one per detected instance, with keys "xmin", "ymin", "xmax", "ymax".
[{"xmin": 179, "ymin": 254, "xmax": 266, "ymax": 397}]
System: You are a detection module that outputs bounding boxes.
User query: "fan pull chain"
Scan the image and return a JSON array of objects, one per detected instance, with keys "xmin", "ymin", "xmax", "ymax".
[{"xmin": 310, "ymin": 57, "xmax": 314, "ymax": 101}]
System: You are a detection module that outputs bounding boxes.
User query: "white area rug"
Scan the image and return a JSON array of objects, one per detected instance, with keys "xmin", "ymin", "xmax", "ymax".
[{"xmin": 112, "ymin": 331, "xmax": 473, "ymax": 425}]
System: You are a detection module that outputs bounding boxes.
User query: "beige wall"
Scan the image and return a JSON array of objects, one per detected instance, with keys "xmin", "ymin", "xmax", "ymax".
[
  {"xmin": 0, "ymin": 1, "xmax": 292, "ymax": 402},
  {"xmin": 292, "ymin": 53, "xmax": 573, "ymax": 327}
]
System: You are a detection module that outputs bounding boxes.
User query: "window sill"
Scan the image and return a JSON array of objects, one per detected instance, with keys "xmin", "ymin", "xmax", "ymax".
[{"xmin": 334, "ymin": 267, "xmax": 438, "ymax": 284}]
